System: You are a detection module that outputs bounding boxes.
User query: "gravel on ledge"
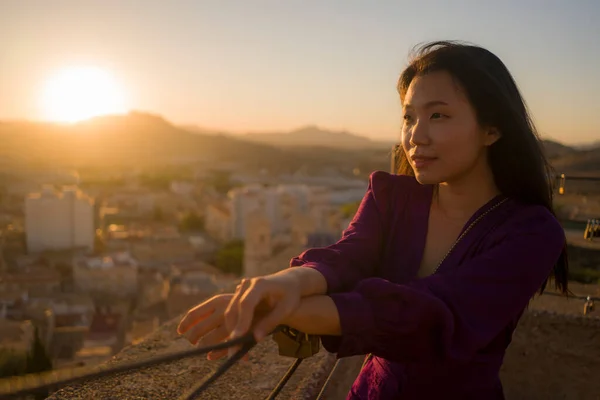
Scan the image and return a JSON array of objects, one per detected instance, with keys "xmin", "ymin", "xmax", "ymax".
[{"xmin": 47, "ymin": 317, "xmax": 337, "ymax": 400}]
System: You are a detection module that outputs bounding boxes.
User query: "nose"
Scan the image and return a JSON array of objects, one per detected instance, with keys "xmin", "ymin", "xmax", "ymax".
[{"xmin": 408, "ymin": 120, "xmax": 430, "ymax": 147}]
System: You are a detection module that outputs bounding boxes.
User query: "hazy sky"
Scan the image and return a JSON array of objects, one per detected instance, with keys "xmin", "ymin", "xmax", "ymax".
[{"xmin": 1, "ymin": 0, "xmax": 599, "ymax": 144}]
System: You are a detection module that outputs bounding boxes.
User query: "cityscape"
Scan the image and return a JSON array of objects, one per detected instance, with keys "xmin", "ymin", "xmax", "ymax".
[{"xmin": 0, "ymin": 127, "xmax": 372, "ymax": 373}]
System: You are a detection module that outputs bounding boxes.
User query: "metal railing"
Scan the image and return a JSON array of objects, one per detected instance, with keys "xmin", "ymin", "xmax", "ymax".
[
  {"xmin": 584, "ymin": 219, "xmax": 599, "ymax": 240},
  {"xmin": 0, "ymin": 326, "xmax": 311, "ymax": 400},
  {"xmin": 542, "ymin": 292, "xmax": 598, "ymax": 316}
]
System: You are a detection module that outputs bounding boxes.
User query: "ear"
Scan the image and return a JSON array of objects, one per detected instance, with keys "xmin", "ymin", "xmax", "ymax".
[{"xmin": 484, "ymin": 127, "xmax": 501, "ymax": 146}]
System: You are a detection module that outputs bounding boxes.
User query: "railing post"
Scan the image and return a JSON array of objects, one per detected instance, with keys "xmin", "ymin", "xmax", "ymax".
[
  {"xmin": 585, "ymin": 219, "xmax": 599, "ymax": 241},
  {"xmin": 558, "ymin": 173, "xmax": 566, "ymax": 195},
  {"xmin": 584, "ymin": 296, "xmax": 595, "ymax": 315}
]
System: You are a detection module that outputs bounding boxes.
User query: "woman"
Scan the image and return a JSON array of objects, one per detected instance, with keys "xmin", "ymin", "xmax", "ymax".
[{"xmin": 178, "ymin": 41, "xmax": 569, "ymax": 399}]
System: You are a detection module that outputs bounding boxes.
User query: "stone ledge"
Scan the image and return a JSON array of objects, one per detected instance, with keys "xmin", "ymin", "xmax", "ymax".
[
  {"xmin": 48, "ymin": 317, "xmax": 336, "ymax": 400},
  {"xmin": 502, "ymin": 308, "xmax": 600, "ymax": 399},
  {"xmin": 45, "ymin": 306, "xmax": 600, "ymax": 399},
  {"xmin": 524, "ymin": 308, "xmax": 600, "ymax": 326}
]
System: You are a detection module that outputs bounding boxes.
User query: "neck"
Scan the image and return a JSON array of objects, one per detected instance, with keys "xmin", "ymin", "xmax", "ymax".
[{"xmin": 435, "ymin": 161, "xmax": 500, "ymax": 221}]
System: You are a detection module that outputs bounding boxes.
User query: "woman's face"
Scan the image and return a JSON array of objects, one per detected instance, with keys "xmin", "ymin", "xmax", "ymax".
[{"xmin": 401, "ymin": 71, "xmax": 499, "ymax": 185}]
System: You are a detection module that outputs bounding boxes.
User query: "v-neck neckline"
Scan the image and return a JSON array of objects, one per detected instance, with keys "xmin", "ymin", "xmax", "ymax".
[{"xmin": 411, "ymin": 185, "xmax": 507, "ymax": 278}]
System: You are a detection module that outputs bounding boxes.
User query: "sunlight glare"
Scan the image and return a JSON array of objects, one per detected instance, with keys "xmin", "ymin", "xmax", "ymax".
[{"xmin": 41, "ymin": 66, "xmax": 127, "ymax": 123}]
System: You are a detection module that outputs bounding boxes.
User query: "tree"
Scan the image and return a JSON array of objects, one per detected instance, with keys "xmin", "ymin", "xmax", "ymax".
[
  {"xmin": 25, "ymin": 327, "xmax": 53, "ymax": 400},
  {"xmin": 0, "ymin": 349, "xmax": 26, "ymax": 378},
  {"xmin": 340, "ymin": 200, "xmax": 361, "ymax": 218},
  {"xmin": 209, "ymin": 170, "xmax": 236, "ymax": 195},
  {"xmin": 0, "ymin": 327, "xmax": 53, "ymax": 399},
  {"xmin": 153, "ymin": 206, "xmax": 165, "ymax": 221},
  {"xmin": 178, "ymin": 212, "xmax": 205, "ymax": 232},
  {"xmin": 26, "ymin": 326, "xmax": 53, "ymax": 374},
  {"xmin": 214, "ymin": 240, "xmax": 244, "ymax": 275},
  {"xmin": 139, "ymin": 173, "xmax": 171, "ymax": 190}
]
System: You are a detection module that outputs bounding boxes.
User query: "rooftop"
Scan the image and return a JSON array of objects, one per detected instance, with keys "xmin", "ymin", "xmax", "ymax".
[
  {"xmin": 27, "ymin": 185, "xmax": 93, "ymax": 204},
  {"xmin": 0, "ymin": 265, "xmax": 61, "ymax": 284},
  {"xmin": 75, "ymin": 252, "xmax": 138, "ymax": 269}
]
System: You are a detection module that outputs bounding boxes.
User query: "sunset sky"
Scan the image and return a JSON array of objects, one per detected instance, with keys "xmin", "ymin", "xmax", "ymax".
[{"xmin": 1, "ymin": 0, "xmax": 599, "ymax": 144}]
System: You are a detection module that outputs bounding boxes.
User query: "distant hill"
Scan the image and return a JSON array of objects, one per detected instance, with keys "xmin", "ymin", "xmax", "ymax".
[
  {"xmin": 542, "ymin": 140, "xmax": 579, "ymax": 159},
  {"xmin": 0, "ymin": 112, "xmax": 289, "ymax": 168},
  {"xmin": 241, "ymin": 125, "xmax": 394, "ymax": 150},
  {"xmin": 540, "ymin": 140, "xmax": 600, "ymax": 173},
  {"xmin": 179, "ymin": 125, "xmax": 227, "ymax": 136},
  {"xmin": 0, "ymin": 112, "xmax": 597, "ymax": 176},
  {"xmin": 573, "ymin": 141, "xmax": 600, "ymax": 151},
  {"xmin": 239, "ymin": 126, "xmax": 595, "ymax": 162},
  {"xmin": 552, "ymin": 149, "xmax": 600, "ymax": 173},
  {"xmin": 0, "ymin": 113, "xmax": 392, "ymax": 175}
]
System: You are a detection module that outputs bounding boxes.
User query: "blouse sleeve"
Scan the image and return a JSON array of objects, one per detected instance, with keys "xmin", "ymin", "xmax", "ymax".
[
  {"xmin": 289, "ymin": 171, "xmax": 395, "ymax": 293},
  {"xmin": 321, "ymin": 205, "xmax": 565, "ymax": 363}
]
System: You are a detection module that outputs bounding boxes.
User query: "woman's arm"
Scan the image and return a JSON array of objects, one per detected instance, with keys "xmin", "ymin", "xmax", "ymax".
[
  {"xmin": 285, "ymin": 207, "xmax": 565, "ymax": 363},
  {"xmin": 288, "ymin": 171, "xmax": 396, "ymax": 295},
  {"xmin": 274, "ymin": 266, "xmax": 328, "ymax": 298},
  {"xmin": 282, "ymin": 295, "xmax": 342, "ymax": 335}
]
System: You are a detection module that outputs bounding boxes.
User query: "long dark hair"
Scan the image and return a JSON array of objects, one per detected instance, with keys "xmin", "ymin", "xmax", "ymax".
[{"xmin": 395, "ymin": 41, "xmax": 568, "ymax": 295}]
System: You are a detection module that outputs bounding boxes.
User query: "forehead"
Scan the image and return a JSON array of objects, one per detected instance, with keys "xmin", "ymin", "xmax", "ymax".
[{"xmin": 403, "ymin": 71, "xmax": 467, "ymax": 107}]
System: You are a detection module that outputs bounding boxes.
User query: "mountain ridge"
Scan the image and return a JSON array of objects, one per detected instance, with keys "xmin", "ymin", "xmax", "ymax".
[
  {"xmin": 0, "ymin": 112, "xmax": 597, "ymax": 173},
  {"xmin": 183, "ymin": 123, "xmax": 394, "ymax": 150}
]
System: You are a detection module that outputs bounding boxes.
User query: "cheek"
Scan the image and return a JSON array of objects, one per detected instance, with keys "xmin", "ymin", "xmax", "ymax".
[
  {"xmin": 401, "ymin": 127, "xmax": 411, "ymax": 149},
  {"xmin": 433, "ymin": 124, "xmax": 483, "ymax": 164}
]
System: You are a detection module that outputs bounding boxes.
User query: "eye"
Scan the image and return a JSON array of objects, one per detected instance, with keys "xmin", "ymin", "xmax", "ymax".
[
  {"xmin": 430, "ymin": 112, "xmax": 448, "ymax": 119},
  {"xmin": 403, "ymin": 114, "xmax": 413, "ymax": 123}
]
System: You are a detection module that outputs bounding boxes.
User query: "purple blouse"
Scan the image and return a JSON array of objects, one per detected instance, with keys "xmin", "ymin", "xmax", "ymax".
[{"xmin": 290, "ymin": 171, "xmax": 565, "ymax": 400}]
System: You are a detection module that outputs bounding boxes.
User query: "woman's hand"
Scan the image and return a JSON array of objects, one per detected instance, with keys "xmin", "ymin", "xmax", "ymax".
[
  {"xmin": 177, "ymin": 293, "xmax": 234, "ymax": 360},
  {"xmin": 225, "ymin": 272, "xmax": 302, "ymax": 345}
]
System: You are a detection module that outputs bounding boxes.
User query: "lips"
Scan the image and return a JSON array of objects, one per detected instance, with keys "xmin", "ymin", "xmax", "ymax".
[{"xmin": 411, "ymin": 155, "xmax": 437, "ymax": 169}]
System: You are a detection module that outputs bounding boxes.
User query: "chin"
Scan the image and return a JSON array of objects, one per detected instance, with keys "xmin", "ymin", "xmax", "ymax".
[{"xmin": 413, "ymin": 171, "xmax": 443, "ymax": 185}]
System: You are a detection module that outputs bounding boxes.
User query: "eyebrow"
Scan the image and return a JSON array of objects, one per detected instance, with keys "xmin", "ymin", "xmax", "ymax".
[{"xmin": 403, "ymin": 100, "xmax": 449, "ymax": 109}]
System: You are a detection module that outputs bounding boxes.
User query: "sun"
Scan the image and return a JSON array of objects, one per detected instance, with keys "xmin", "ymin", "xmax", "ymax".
[{"xmin": 41, "ymin": 66, "xmax": 127, "ymax": 123}]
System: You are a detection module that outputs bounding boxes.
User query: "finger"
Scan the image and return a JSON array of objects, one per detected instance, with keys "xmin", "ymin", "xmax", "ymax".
[
  {"xmin": 228, "ymin": 344, "xmax": 241, "ymax": 359},
  {"xmin": 224, "ymin": 280, "xmax": 250, "ymax": 336},
  {"xmin": 178, "ymin": 297, "xmax": 218, "ymax": 334},
  {"xmin": 207, "ymin": 349, "xmax": 228, "ymax": 361},
  {"xmin": 233, "ymin": 279, "xmax": 265, "ymax": 338},
  {"xmin": 198, "ymin": 324, "xmax": 229, "ymax": 348},
  {"xmin": 253, "ymin": 298, "xmax": 293, "ymax": 342},
  {"xmin": 225, "ymin": 279, "xmax": 258, "ymax": 358},
  {"xmin": 202, "ymin": 324, "xmax": 230, "ymax": 361},
  {"xmin": 184, "ymin": 311, "xmax": 222, "ymax": 345}
]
